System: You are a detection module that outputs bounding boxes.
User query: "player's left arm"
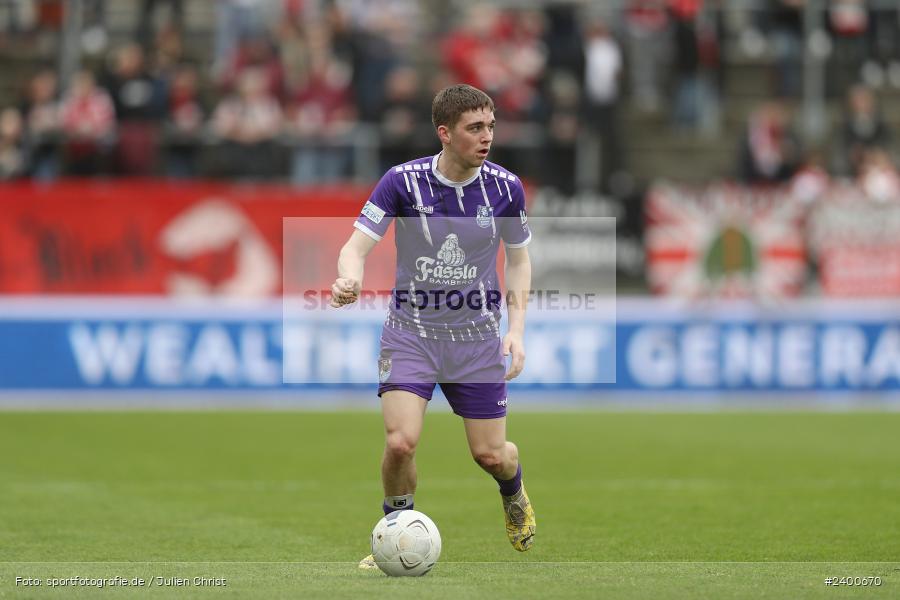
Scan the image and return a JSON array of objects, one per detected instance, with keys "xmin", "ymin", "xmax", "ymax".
[{"xmin": 503, "ymin": 245, "xmax": 531, "ymax": 381}]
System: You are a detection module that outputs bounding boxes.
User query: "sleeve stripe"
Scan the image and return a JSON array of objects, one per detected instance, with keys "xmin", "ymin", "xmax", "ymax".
[
  {"xmin": 354, "ymin": 221, "xmax": 383, "ymax": 241},
  {"xmin": 504, "ymin": 230, "xmax": 532, "ymax": 249}
]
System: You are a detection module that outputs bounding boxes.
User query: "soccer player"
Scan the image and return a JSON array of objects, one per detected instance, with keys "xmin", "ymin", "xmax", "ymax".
[{"xmin": 328, "ymin": 84, "xmax": 536, "ymax": 568}]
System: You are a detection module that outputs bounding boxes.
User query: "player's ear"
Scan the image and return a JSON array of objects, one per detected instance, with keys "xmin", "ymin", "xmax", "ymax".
[{"xmin": 437, "ymin": 125, "xmax": 450, "ymax": 145}]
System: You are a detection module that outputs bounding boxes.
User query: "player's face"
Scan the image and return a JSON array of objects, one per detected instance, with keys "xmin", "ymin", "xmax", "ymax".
[{"xmin": 445, "ymin": 108, "xmax": 495, "ymax": 168}]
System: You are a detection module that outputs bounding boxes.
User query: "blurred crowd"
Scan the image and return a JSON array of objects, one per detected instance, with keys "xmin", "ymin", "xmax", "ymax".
[{"xmin": 0, "ymin": 0, "xmax": 897, "ymax": 198}]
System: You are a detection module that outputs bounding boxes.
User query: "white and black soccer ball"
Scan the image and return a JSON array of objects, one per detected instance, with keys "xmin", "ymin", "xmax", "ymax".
[{"xmin": 371, "ymin": 509, "xmax": 441, "ymax": 577}]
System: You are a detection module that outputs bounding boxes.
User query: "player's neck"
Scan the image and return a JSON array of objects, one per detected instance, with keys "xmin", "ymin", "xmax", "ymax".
[{"xmin": 436, "ymin": 150, "xmax": 477, "ymax": 183}]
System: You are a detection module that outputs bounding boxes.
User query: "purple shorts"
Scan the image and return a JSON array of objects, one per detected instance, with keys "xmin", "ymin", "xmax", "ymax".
[{"xmin": 377, "ymin": 324, "xmax": 508, "ymax": 419}]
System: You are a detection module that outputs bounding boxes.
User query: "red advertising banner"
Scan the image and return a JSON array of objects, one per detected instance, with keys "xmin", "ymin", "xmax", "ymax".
[{"xmin": 0, "ymin": 180, "xmax": 396, "ymax": 296}]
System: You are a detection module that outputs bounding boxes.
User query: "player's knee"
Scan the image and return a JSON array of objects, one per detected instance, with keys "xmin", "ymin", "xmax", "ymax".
[
  {"xmin": 506, "ymin": 441, "xmax": 519, "ymax": 462},
  {"xmin": 385, "ymin": 432, "xmax": 417, "ymax": 460},
  {"xmin": 472, "ymin": 449, "xmax": 504, "ymax": 472}
]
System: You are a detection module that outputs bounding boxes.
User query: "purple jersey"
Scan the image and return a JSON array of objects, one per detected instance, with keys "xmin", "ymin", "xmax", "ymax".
[{"xmin": 355, "ymin": 153, "xmax": 531, "ymax": 340}]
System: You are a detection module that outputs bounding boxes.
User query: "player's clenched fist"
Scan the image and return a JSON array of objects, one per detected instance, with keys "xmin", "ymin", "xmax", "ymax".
[{"xmin": 330, "ymin": 278, "xmax": 361, "ymax": 307}]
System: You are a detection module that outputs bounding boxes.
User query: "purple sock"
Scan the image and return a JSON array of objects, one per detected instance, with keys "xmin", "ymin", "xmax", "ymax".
[
  {"xmin": 382, "ymin": 501, "xmax": 414, "ymax": 515},
  {"xmin": 494, "ymin": 464, "xmax": 522, "ymax": 496},
  {"xmin": 383, "ymin": 494, "xmax": 414, "ymax": 515}
]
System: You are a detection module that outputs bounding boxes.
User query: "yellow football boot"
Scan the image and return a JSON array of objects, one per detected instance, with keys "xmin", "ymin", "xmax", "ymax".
[
  {"xmin": 358, "ymin": 554, "xmax": 378, "ymax": 570},
  {"xmin": 502, "ymin": 482, "xmax": 536, "ymax": 551}
]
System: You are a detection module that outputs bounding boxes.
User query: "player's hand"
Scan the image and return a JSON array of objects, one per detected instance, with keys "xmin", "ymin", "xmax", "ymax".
[
  {"xmin": 502, "ymin": 331, "xmax": 525, "ymax": 381},
  {"xmin": 329, "ymin": 277, "xmax": 360, "ymax": 308}
]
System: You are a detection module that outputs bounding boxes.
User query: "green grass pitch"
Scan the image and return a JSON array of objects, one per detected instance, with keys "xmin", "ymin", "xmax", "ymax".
[{"xmin": 1, "ymin": 410, "xmax": 898, "ymax": 599}]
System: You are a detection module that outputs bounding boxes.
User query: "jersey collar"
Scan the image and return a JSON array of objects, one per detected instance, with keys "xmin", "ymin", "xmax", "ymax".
[{"xmin": 431, "ymin": 152, "xmax": 482, "ymax": 188}]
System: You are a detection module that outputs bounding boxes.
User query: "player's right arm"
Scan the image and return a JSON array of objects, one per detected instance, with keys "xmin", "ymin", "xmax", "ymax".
[
  {"xmin": 331, "ymin": 169, "xmax": 400, "ymax": 308},
  {"xmin": 331, "ymin": 230, "xmax": 377, "ymax": 307}
]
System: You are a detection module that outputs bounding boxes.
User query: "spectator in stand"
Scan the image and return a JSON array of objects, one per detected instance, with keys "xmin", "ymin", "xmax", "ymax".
[
  {"xmin": 0, "ymin": 0, "xmax": 37, "ymax": 34},
  {"xmin": 20, "ymin": 68, "xmax": 62, "ymax": 180},
  {"xmin": 377, "ymin": 65, "xmax": 428, "ymax": 172},
  {"xmin": 59, "ymin": 69, "xmax": 115, "ymax": 175},
  {"xmin": 441, "ymin": 5, "xmax": 545, "ymax": 122},
  {"xmin": 543, "ymin": 3, "xmax": 585, "ymax": 81},
  {"xmin": 582, "ymin": 18, "xmax": 622, "ymax": 193},
  {"xmin": 136, "ymin": 0, "xmax": 184, "ymax": 50},
  {"xmin": 790, "ymin": 147, "xmax": 830, "ymax": 204},
  {"xmin": 669, "ymin": 0, "xmax": 720, "ymax": 135},
  {"xmin": 151, "ymin": 24, "xmax": 186, "ymax": 82},
  {"xmin": 103, "ymin": 43, "xmax": 167, "ymax": 174},
  {"xmin": 670, "ymin": 0, "xmax": 700, "ymax": 129},
  {"xmin": 736, "ymin": 99, "xmax": 801, "ymax": 184},
  {"xmin": 277, "ymin": 19, "xmax": 312, "ymax": 100},
  {"xmin": 857, "ymin": 147, "xmax": 900, "ymax": 203},
  {"xmin": 828, "ymin": 0, "xmax": 869, "ymax": 95},
  {"xmin": 501, "ymin": 9, "xmax": 547, "ymax": 121},
  {"xmin": 211, "ymin": 67, "xmax": 283, "ymax": 179},
  {"xmin": 328, "ymin": 2, "xmax": 398, "ymax": 123},
  {"xmin": 288, "ymin": 50, "xmax": 356, "ymax": 185},
  {"xmin": 218, "ymin": 34, "xmax": 285, "ymax": 101},
  {"xmin": 765, "ymin": 0, "xmax": 805, "ymax": 98},
  {"xmin": 865, "ymin": 2, "xmax": 900, "ymax": 89},
  {"xmin": 80, "ymin": 0, "xmax": 109, "ymax": 56},
  {"xmin": 540, "ymin": 71, "xmax": 580, "ymax": 194},
  {"xmin": 327, "ymin": 0, "xmax": 426, "ymax": 116},
  {"xmin": 334, "ymin": 0, "xmax": 422, "ymax": 55},
  {"xmin": 163, "ymin": 64, "xmax": 205, "ymax": 178},
  {"xmin": 213, "ymin": 0, "xmax": 279, "ymax": 80},
  {"xmin": 623, "ymin": 0, "xmax": 670, "ymax": 114},
  {"xmin": 836, "ymin": 84, "xmax": 892, "ymax": 177},
  {"xmin": 0, "ymin": 107, "xmax": 26, "ymax": 179},
  {"xmin": 440, "ymin": 5, "xmax": 495, "ymax": 97}
]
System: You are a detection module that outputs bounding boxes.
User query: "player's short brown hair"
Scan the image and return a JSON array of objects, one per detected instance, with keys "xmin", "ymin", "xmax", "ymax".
[{"xmin": 431, "ymin": 84, "xmax": 495, "ymax": 130}]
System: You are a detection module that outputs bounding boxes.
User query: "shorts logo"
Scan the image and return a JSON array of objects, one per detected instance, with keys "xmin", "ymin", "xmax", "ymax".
[
  {"xmin": 497, "ymin": 398, "xmax": 508, "ymax": 407},
  {"xmin": 362, "ymin": 201, "xmax": 386, "ymax": 224},
  {"xmin": 378, "ymin": 357, "xmax": 392, "ymax": 383},
  {"xmin": 476, "ymin": 205, "xmax": 493, "ymax": 228}
]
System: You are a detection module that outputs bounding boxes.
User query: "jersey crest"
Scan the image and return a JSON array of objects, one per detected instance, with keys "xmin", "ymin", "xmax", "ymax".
[{"xmin": 476, "ymin": 204, "xmax": 493, "ymax": 228}]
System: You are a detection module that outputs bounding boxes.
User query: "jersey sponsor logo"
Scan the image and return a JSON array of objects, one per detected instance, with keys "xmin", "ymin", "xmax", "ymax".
[
  {"xmin": 437, "ymin": 234, "xmax": 466, "ymax": 266},
  {"xmin": 414, "ymin": 234, "xmax": 478, "ymax": 285},
  {"xmin": 412, "ymin": 204, "xmax": 434, "ymax": 214},
  {"xmin": 476, "ymin": 205, "xmax": 493, "ymax": 228},
  {"xmin": 362, "ymin": 201, "xmax": 386, "ymax": 224}
]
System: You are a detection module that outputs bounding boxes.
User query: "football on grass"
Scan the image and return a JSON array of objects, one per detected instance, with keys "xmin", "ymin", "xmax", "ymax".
[{"xmin": 371, "ymin": 509, "xmax": 441, "ymax": 577}]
